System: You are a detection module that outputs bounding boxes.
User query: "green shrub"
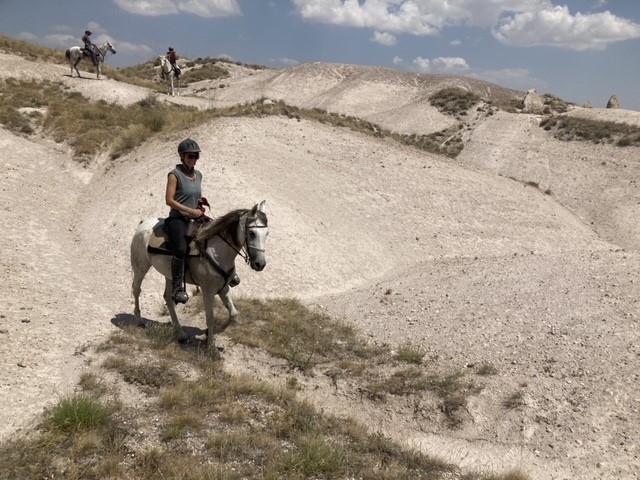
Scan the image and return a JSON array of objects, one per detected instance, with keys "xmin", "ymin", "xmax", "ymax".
[{"xmin": 47, "ymin": 394, "xmax": 109, "ymax": 432}]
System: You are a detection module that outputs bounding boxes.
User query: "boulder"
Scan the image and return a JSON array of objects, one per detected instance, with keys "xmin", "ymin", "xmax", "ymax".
[{"xmin": 582, "ymin": 101, "xmax": 592, "ymax": 109}]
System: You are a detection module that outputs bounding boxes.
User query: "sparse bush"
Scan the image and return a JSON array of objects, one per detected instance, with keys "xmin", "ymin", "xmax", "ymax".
[
  {"xmin": 430, "ymin": 87, "xmax": 481, "ymax": 117},
  {"xmin": 396, "ymin": 344, "xmax": 426, "ymax": 364},
  {"xmin": 46, "ymin": 394, "xmax": 109, "ymax": 432},
  {"xmin": 503, "ymin": 390, "xmax": 526, "ymax": 409},
  {"xmin": 476, "ymin": 363, "xmax": 498, "ymax": 376},
  {"xmin": 540, "ymin": 114, "xmax": 640, "ymax": 146}
]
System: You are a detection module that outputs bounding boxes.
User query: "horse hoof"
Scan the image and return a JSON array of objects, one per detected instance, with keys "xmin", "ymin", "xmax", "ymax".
[{"xmin": 177, "ymin": 332, "xmax": 189, "ymax": 344}]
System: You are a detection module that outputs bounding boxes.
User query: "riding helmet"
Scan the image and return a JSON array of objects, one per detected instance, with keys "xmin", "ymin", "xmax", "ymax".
[
  {"xmin": 85, "ymin": 30, "xmax": 92, "ymax": 35},
  {"xmin": 178, "ymin": 138, "xmax": 201, "ymax": 154},
  {"xmin": 168, "ymin": 47, "xmax": 174, "ymax": 51}
]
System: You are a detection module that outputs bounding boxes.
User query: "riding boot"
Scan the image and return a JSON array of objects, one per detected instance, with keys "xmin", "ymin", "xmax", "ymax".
[
  {"xmin": 230, "ymin": 273, "xmax": 240, "ymax": 288},
  {"xmin": 171, "ymin": 257, "xmax": 189, "ymax": 304}
]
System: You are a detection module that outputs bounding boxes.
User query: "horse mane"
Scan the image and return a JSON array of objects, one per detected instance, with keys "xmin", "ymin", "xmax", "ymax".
[{"xmin": 195, "ymin": 208, "xmax": 249, "ymax": 243}]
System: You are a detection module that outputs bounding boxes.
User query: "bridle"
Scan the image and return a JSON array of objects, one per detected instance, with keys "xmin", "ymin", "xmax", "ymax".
[
  {"xmin": 238, "ymin": 219, "xmax": 268, "ymax": 265},
  {"xmin": 194, "ymin": 213, "xmax": 267, "ymax": 286}
]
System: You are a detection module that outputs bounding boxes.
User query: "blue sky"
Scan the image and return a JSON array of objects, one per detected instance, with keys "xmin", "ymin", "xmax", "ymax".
[{"xmin": 2, "ymin": 0, "xmax": 639, "ymax": 110}]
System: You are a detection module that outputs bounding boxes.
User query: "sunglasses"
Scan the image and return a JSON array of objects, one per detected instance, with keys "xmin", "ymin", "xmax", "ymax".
[{"xmin": 185, "ymin": 152, "xmax": 199, "ymax": 160}]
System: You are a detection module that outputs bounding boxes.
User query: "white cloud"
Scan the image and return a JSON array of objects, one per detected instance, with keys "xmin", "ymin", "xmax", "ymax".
[
  {"xmin": 291, "ymin": 0, "xmax": 551, "ymax": 34},
  {"xmin": 291, "ymin": 0, "xmax": 440, "ymax": 35},
  {"xmin": 291, "ymin": 1, "xmax": 640, "ymax": 50},
  {"xmin": 392, "ymin": 55, "xmax": 404, "ymax": 65},
  {"xmin": 412, "ymin": 55, "xmax": 469, "ymax": 73},
  {"xmin": 269, "ymin": 57, "xmax": 300, "ymax": 66},
  {"xmin": 371, "ymin": 31, "xmax": 397, "ymax": 46},
  {"xmin": 112, "ymin": 0, "xmax": 241, "ymax": 17},
  {"xmin": 450, "ymin": 39, "xmax": 462, "ymax": 46},
  {"xmin": 42, "ymin": 33, "xmax": 76, "ymax": 48},
  {"xmin": 493, "ymin": 5, "xmax": 640, "ymax": 50},
  {"xmin": 17, "ymin": 32, "xmax": 38, "ymax": 42},
  {"xmin": 412, "ymin": 56, "xmax": 430, "ymax": 72},
  {"xmin": 432, "ymin": 56, "xmax": 470, "ymax": 71}
]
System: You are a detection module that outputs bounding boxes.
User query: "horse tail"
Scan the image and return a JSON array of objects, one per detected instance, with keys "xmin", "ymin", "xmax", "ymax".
[{"xmin": 64, "ymin": 49, "xmax": 70, "ymax": 60}]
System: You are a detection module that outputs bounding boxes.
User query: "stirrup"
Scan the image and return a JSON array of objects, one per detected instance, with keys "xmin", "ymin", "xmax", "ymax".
[
  {"xmin": 230, "ymin": 273, "xmax": 240, "ymax": 288},
  {"xmin": 172, "ymin": 289, "xmax": 189, "ymax": 304}
]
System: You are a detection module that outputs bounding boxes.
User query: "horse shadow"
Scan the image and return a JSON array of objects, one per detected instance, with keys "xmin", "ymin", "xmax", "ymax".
[
  {"xmin": 64, "ymin": 74, "xmax": 97, "ymax": 80},
  {"xmin": 110, "ymin": 313, "xmax": 212, "ymax": 350}
]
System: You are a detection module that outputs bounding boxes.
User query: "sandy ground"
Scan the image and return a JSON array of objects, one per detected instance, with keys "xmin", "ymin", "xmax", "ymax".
[{"xmin": 1, "ymin": 52, "xmax": 640, "ymax": 480}]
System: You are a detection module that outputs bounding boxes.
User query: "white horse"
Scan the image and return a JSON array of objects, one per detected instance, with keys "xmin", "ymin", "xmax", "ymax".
[
  {"xmin": 130, "ymin": 201, "xmax": 269, "ymax": 355},
  {"xmin": 159, "ymin": 55, "xmax": 180, "ymax": 96},
  {"xmin": 65, "ymin": 41, "xmax": 116, "ymax": 79}
]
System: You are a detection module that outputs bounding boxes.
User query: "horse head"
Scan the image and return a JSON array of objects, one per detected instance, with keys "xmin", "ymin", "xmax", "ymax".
[
  {"xmin": 195, "ymin": 201, "xmax": 269, "ymax": 272},
  {"xmin": 101, "ymin": 41, "xmax": 116, "ymax": 56},
  {"xmin": 239, "ymin": 201, "xmax": 268, "ymax": 272}
]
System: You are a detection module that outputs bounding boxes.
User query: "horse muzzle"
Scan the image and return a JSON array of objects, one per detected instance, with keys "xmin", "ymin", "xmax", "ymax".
[{"xmin": 250, "ymin": 258, "xmax": 266, "ymax": 272}]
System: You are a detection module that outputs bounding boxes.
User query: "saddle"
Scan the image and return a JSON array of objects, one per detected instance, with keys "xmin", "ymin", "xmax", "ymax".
[
  {"xmin": 147, "ymin": 219, "xmax": 203, "ymax": 257},
  {"xmin": 149, "ymin": 199, "xmax": 212, "ymax": 256}
]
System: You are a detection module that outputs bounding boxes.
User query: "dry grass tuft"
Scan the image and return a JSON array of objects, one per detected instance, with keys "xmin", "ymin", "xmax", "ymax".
[{"xmin": 540, "ymin": 115, "xmax": 640, "ymax": 146}]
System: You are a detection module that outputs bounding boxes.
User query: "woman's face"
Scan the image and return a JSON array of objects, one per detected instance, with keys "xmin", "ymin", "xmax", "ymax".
[{"xmin": 181, "ymin": 152, "xmax": 199, "ymax": 170}]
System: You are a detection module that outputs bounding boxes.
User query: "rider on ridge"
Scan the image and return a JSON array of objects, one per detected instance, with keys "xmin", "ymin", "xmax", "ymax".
[
  {"xmin": 166, "ymin": 47, "xmax": 181, "ymax": 78},
  {"xmin": 82, "ymin": 30, "xmax": 98, "ymax": 66}
]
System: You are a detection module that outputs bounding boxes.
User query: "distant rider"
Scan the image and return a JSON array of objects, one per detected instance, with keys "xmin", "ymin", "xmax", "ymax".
[
  {"xmin": 82, "ymin": 30, "xmax": 98, "ymax": 66},
  {"xmin": 166, "ymin": 47, "xmax": 181, "ymax": 78}
]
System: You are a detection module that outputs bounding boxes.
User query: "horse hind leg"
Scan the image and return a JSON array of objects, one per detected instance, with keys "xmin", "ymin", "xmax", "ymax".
[
  {"xmin": 74, "ymin": 58, "xmax": 82, "ymax": 78},
  {"xmin": 130, "ymin": 230, "xmax": 152, "ymax": 322},
  {"xmin": 164, "ymin": 278, "xmax": 188, "ymax": 343},
  {"xmin": 131, "ymin": 262, "xmax": 150, "ymax": 323}
]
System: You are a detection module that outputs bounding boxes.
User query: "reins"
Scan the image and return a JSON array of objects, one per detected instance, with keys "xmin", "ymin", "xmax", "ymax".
[{"xmin": 193, "ymin": 214, "xmax": 266, "ymax": 284}]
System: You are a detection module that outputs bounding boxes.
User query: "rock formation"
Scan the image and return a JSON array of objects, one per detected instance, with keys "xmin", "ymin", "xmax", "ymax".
[
  {"xmin": 523, "ymin": 89, "xmax": 544, "ymax": 113},
  {"xmin": 606, "ymin": 95, "xmax": 620, "ymax": 109}
]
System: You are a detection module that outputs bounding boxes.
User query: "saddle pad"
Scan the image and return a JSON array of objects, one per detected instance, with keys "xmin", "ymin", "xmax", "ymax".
[{"xmin": 148, "ymin": 220, "xmax": 202, "ymax": 256}]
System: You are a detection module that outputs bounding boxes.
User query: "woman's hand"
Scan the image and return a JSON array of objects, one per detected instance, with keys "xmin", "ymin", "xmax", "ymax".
[{"xmin": 190, "ymin": 208, "xmax": 204, "ymax": 219}]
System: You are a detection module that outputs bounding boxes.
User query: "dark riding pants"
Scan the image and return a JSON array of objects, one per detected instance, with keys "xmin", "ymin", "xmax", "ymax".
[
  {"xmin": 165, "ymin": 216, "xmax": 189, "ymax": 259},
  {"xmin": 84, "ymin": 47, "xmax": 97, "ymax": 65}
]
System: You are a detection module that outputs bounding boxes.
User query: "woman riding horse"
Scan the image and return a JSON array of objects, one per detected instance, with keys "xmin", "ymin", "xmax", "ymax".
[
  {"xmin": 165, "ymin": 138, "xmax": 205, "ymax": 304},
  {"xmin": 164, "ymin": 138, "xmax": 240, "ymax": 304}
]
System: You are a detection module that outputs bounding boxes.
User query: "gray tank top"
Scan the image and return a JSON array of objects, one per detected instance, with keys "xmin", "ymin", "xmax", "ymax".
[{"xmin": 168, "ymin": 166, "xmax": 203, "ymax": 218}]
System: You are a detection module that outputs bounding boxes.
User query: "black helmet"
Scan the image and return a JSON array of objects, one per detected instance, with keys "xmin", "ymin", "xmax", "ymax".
[
  {"xmin": 85, "ymin": 30, "xmax": 92, "ymax": 35},
  {"xmin": 178, "ymin": 138, "xmax": 201, "ymax": 154},
  {"xmin": 168, "ymin": 47, "xmax": 174, "ymax": 51}
]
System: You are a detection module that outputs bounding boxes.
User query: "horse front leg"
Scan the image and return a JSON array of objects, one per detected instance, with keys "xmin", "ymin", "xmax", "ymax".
[
  {"xmin": 215, "ymin": 285, "xmax": 238, "ymax": 333},
  {"xmin": 201, "ymin": 288, "xmax": 221, "ymax": 357},
  {"xmin": 163, "ymin": 278, "xmax": 188, "ymax": 343}
]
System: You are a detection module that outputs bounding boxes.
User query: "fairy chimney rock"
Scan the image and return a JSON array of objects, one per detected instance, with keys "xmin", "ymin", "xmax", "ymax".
[
  {"xmin": 606, "ymin": 95, "xmax": 620, "ymax": 109},
  {"xmin": 523, "ymin": 89, "xmax": 544, "ymax": 113}
]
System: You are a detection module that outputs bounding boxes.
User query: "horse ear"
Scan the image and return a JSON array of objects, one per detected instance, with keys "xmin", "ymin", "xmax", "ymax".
[{"xmin": 257, "ymin": 200, "xmax": 267, "ymax": 213}]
